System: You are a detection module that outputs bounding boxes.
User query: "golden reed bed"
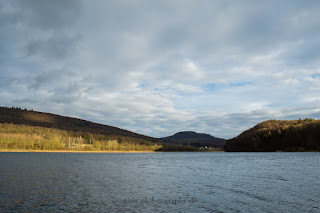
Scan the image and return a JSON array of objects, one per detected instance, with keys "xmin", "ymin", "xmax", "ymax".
[{"xmin": 0, "ymin": 149, "xmax": 156, "ymax": 153}]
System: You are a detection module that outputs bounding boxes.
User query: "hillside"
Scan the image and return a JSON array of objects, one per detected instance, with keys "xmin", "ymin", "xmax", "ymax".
[
  {"xmin": 0, "ymin": 107, "xmax": 196, "ymax": 152},
  {"xmin": 0, "ymin": 107, "xmax": 157, "ymax": 142},
  {"xmin": 224, "ymin": 119, "xmax": 320, "ymax": 152},
  {"xmin": 161, "ymin": 131, "xmax": 225, "ymax": 148}
]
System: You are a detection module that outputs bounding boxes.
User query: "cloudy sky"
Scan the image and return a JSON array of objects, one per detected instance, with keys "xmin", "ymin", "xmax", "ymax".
[{"xmin": 1, "ymin": 0, "xmax": 320, "ymax": 139}]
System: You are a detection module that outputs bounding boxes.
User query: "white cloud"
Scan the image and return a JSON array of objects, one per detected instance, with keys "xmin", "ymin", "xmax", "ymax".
[{"xmin": 179, "ymin": 59, "xmax": 205, "ymax": 81}]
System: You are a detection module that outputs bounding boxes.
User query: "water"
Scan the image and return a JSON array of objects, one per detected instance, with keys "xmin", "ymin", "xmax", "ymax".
[{"xmin": 0, "ymin": 152, "xmax": 319, "ymax": 213}]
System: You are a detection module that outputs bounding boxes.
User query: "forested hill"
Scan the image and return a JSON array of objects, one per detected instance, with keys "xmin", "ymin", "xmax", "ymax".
[
  {"xmin": 224, "ymin": 119, "xmax": 320, "ymax": 152},
  {"xmin": 161, "ymin": 131, "xmax": 225, "ymax": 148},
  {"xmin": 0, "ymin": 107, "xmax": 158, "ymax": 142}
]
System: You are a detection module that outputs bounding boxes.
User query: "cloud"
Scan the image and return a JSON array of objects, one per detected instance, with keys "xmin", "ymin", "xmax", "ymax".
[
  {"xmin": 26, "ymin": 34, "xmax": 82, "ymax": 60},
  {"xmin": 1, "ymin": 1, "xmax": 320, "ymax": 139},
  {"xmin": 15, "ymin": 0, "xmax": 82, "ymax": 29}
]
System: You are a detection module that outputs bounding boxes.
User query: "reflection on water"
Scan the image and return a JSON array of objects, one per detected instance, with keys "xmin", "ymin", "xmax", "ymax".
[{"xmin": 0, "ymin": 152, "xmax": 319, "ymax": 212}]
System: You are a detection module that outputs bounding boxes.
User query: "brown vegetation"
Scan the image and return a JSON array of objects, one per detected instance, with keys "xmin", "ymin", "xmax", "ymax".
[
  {"xmin": 0, "ymin": 107, "xmax": 158, "ymax": 142},
  {"xmin": 0, "ymin": 107, "xmax": 197, "ymax": 152},
  {"xmin": 0, "ymin": 123, "xmax": 161, "ymax": 151}
]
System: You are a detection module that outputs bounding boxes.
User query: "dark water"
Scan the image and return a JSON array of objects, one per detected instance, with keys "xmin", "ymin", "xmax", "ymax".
[{"xmin": 0, "ymin": 152, "xmax": 319, "ymax": 213}]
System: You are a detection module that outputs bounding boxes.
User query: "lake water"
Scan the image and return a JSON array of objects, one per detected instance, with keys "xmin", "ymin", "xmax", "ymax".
[{"xmin": 0, "ymin": 152, "xmax": 319, "ymax": 213}]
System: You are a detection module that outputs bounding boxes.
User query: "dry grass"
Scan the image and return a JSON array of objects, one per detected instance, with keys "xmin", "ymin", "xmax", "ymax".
[{"xmin": 0, "ymin": 149, "xmax": 155, "ymax": 153}]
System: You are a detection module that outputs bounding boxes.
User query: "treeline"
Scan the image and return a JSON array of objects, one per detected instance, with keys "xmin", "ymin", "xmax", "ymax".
[
  {"xmin": 224, "ymin": 119, "xmax": 320, "ymax": 152},
  {"xmin": 156, "ymin": 143, "xmax": 197, "ymax": 152},
  {"xmin": 6, "ymin": 107, "xmax": 33, "ymax": 111}
]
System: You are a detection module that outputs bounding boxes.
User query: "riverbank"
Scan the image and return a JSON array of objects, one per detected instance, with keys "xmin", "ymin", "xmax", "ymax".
[{"xmin": 0, "ymin": 149, "xmax": 156, "ymax": 153}]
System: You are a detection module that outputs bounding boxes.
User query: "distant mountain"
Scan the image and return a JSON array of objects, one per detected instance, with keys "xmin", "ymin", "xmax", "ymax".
[
  {"xmin": 224, "ymin": 119, "xmax": 320, "ymax": 152},
  {"xmin": 160, "ymin": 131, "xmax": 226, "ymax": 148}
]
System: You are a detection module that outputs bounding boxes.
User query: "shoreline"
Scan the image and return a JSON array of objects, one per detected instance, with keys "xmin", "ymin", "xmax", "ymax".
[{"xmin": 0, "ymin": 149, "xmax": 156, "ymax": 153}]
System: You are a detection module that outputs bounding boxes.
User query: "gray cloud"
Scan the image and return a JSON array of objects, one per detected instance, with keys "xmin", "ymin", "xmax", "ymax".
[
  {"xmin": 16, "ymin": 0, "xmax": 82, "ymax": 29},
  {"xmin": 26, "ymin": 70, "xmax": 76, "ymax": 90},
  {"xmin": 26, "ymin": 34, "xmax": 82, "ymax": 60}
]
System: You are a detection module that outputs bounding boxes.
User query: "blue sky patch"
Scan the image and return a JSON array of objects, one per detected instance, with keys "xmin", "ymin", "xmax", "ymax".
[
  {"xmin": 311, "ymin": 73, "xmax": 320, "ymax": 79},
  {"xmin": 229, "ymin": 81, "xmax": 252, "ymax": 87},
  {"xmin": 203, "ymin": 83, "xmax": 216, "ymax": 91}
]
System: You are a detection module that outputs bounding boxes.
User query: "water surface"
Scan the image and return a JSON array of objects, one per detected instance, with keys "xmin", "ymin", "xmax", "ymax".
[{"xmin": 0, "ymin": 152, "xmax": 319, "ymax": 212}]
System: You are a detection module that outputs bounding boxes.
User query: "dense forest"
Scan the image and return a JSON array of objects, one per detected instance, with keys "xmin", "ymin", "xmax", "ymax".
[
  {"xmin": 0, "ymin": 107, "xmax": 196, "ymax": 152},
  {"xmin": 224, "ymin": 119, "xmax": 320, "ymax": 152}
]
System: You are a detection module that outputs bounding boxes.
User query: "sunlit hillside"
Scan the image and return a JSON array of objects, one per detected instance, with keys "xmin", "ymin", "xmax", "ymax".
[
  {"xmin": 224, "ymin": 119, "xmax": 320, "ymax": 152},
  {"xmin": 0, "ymin": 107, "xmax": 196, "ymax": 152}
]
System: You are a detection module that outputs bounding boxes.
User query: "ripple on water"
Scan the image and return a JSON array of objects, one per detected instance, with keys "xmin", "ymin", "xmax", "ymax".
[{"xmin": 0, "ymin": 152, "xmax": 319, "ymax": 212}]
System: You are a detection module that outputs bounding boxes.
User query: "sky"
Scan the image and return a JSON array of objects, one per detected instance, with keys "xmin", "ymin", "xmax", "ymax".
[{"xmin": 1, "ymin": 0, "xmax": 320, "ymax": 139}]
